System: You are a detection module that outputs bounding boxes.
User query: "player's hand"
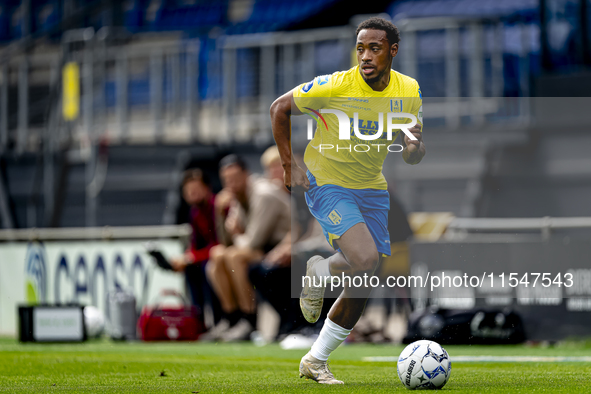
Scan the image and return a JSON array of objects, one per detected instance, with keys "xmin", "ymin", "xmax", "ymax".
[
  {"xmin": 285, "ymin": 165, "xmax": 309, "ymax": 192},
  {"xmin": 404, "ymin": 124, "xmax": 422, "ymax": 153}
]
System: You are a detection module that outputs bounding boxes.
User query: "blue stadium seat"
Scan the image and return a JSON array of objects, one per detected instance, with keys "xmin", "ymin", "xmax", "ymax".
[
  {"xmin": 129, "ymin": 79, "xmax": 151, "ymax": 107},
  {"xmin": 390, "ymin": 0, "xmax": 538, "ymax": 20},
  {"xmin": 10, "ymin": 3, "xmax": 24, "ymax": 39},
  {"xmin": 124, "ymin": 0, "xmax": 144, "ymax": 32},
  {"xmin": 0, "ymin": 4, "xmax": 11, "ymax": 41}
]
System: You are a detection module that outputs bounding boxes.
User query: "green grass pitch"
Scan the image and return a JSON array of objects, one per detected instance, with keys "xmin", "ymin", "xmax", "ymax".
[{"xmin": 1, "ymin": 337, "xmax": 591, "ymax": 393}]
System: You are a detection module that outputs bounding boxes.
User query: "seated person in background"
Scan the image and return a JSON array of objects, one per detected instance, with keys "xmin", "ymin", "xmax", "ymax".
[
  {"xmin": 251, "ymin": 149, "xmax": 341, "ymax": 340},
  {"xmin": 260, "ymin": 145, "xmax": 288, "ymax": 190},
  {"xmin": 204, "ymin": 154, "xmax": 291, "ymax": 341},
  {"xmin": 262, "ymin": 151, "xmax": 341, "ymax": 339},
  {"xmin": 169, "ymin": 169, "xmax": 222, "ymax": 328},
  {"xmin": 248, "ymin": 147, "xmax": 307, "ymax": 338}
]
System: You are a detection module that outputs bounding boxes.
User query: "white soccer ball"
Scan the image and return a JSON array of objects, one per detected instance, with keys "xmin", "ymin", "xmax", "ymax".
[
  {"xmin": 397, "ymin": 340, "xmax": 451, "ymax": 390},
  {"xmin": 84, "ymin": 306, "xmax": 105, "ymax": 338}
]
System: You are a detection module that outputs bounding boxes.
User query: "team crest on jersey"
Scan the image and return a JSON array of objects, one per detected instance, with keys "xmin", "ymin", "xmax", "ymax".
[
  {"xmin": 328, "ymin": 209, "xmax": 342, "ymax": 225},
  {"xmin": 302, "ymin": 80, "xmax": 314, "ymax": 93},
  {"xmin": 390, "ymin": 99, "xmax": 403, "ymax": 112}
]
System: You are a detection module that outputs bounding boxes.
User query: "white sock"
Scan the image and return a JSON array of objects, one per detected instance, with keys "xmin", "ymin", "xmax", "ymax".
[
  {"xmin": 315, "ymin": 257, "xmax": 332, "ymax": 281},
  {"xmin": 309, "ymin": 317, "xmax": 351, "ymax": 361}
]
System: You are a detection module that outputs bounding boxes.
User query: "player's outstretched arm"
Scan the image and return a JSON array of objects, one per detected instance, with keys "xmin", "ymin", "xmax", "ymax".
[
  {"xmin": 402, "ymin": 124, "xmax": 426, "ymax": 165},
  {"xmin": 270, "ymin": 89, "xmax": 309, "ymax": 191}
]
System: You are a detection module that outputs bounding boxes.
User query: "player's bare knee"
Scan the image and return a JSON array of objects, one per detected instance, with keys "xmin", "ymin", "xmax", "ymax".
[{"xmin": 351, "ymin": 250, "xmax": 379, "ymax": 274}]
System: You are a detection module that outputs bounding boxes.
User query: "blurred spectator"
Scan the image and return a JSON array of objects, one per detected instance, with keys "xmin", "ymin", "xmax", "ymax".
[
  {"xmin": 169, "ymin": 169, "xmax": 222, "ymax": 328},
  {"xmin": 250, "ymin": 149, "xmax": 342, "ymax": 340},
  {"xmin": 204, "ymin": 154, "xmax": 290, "ymax": 341},
  {"xmin": 260, "ymin": 145, "xmax": 286, "ymax": 190},
  {"xmin": 248, "ymin": 147, "xmax": 305, "ymax": 338}
]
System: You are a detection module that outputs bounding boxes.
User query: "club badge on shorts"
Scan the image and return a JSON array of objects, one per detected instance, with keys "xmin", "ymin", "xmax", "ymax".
[{"xmin": 328, "ymin": 209, "xmax": 342, "ymax": 225}]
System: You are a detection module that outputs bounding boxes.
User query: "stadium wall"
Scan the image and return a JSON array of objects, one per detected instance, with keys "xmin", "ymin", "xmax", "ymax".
[{"xmin": 0, "ymin": 236, "xmax": 184, "ymax": 336}]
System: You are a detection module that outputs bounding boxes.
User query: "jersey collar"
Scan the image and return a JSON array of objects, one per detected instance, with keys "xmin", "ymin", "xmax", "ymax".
[{"xmin": 354, "ymin": 65, "xmax": 396, "ymax": 95}]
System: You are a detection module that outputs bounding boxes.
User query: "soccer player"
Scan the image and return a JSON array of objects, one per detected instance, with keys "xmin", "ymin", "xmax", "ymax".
[{"xmin": 270, "ymin": 17, "xmax": 425, "ymax": 384}]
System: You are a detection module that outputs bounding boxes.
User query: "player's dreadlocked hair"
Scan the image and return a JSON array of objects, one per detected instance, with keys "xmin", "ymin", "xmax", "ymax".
[{"xmin": 356, "ymin": 17, "xmax": 400, "ymax": 45}]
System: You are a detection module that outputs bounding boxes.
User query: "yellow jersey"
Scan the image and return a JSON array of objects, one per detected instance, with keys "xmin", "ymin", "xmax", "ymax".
[{"xmin": 293, "ymin": 65, "xmax": 422, "ymax": 190}]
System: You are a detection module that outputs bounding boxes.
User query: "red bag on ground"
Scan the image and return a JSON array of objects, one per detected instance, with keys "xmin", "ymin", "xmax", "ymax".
[{"xmin": 137, "ymin": 289, "xmax": 204, "ymax": 341}]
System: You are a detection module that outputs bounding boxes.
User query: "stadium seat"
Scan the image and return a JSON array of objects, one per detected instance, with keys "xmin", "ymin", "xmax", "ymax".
[
  {"xmin": 32, "ymin": 0, "xmax": 60, "ymax": 34},
  {"xmin": 0, "ymin": 4, "xmax": 11, "ymax": 41}
]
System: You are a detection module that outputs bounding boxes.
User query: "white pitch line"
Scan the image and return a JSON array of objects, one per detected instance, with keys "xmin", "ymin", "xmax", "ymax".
[{"xmin": 362, "ymin": 356, "xmax": 591, "ymax": 363}]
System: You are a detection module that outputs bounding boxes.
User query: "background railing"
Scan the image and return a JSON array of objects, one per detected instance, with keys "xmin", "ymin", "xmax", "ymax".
[
  {"xmin": 0, "ymin": 14, "xmax": 539, "ymax": 155},
  {"xmin": 0, "ymin": 7, "xmax": 589, "ymax": 230},
  {"xmin": 446, "ymin": 216, "xmax": 591, "ymax": 239},
  {"xmin": 0, "ymin": 223, "xmax": 191, "ymax": 241}
]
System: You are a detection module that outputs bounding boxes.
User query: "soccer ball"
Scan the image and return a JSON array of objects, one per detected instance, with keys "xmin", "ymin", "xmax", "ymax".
[
  {"xmin": 397, "ymin": 340, "xmax": 451, "ymax": 390},
  {"xmin": 84, "ymin": 306, "xmax": 105, "ymax": 338}
]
